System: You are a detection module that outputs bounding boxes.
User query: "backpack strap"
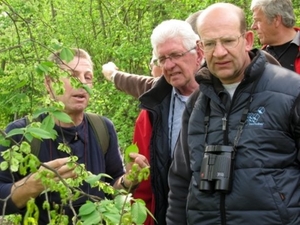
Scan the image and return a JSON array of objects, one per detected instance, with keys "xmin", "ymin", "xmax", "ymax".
[
  {"xmin": 86, "ymin": 113, "xmax": 109, "ymax": 155},
  {"xmin": 25, "ymin": 116, "xmax": 42, "ymax": 157}
]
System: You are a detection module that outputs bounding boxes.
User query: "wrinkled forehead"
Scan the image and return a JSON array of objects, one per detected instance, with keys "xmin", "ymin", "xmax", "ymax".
[
  {"xmin": 200, "ymin": 26, "xmax": 241, "ymax": 41},
  {"xmin": 156, "ymin": 38, "xmax": 186, "ymax": 56},
  {"xmin": 59, "ymin": 56, "xmax": 93, "ymax": 72},
  {"xmin": 198, "ymin": 17, "xmax": 241, "ymax": 40}
]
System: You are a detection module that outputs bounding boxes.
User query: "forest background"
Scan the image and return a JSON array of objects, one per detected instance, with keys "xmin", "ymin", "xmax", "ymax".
[{"xmin": 1, "ymin": 0, "xmax": 300, "ymax": 151}]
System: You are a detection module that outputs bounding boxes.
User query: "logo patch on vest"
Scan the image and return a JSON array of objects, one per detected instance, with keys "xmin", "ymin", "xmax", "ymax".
[{"xmin": 247, "ymin": 107, "xmax": 265, "ymax": 126}]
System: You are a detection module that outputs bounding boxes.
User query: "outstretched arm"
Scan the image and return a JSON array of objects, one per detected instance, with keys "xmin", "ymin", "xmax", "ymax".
[{"xmin": 102, "ymin": 62, "xmax": 158, "ymax": 99}]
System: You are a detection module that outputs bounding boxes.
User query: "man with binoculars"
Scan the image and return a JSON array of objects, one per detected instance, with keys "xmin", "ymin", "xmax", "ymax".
[{"xmin": 167, "ymin": 2, "xmax": 300, "ymax": 225}]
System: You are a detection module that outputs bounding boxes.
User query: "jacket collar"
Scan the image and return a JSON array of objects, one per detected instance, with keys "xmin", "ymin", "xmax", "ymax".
[{"xmin": 139, "ymin": 75, "xmax": 172, "ymax": 108}]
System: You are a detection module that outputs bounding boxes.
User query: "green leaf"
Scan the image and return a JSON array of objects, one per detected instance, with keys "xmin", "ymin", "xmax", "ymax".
[
  {"xmin": 0, "ymin": 135, "xmax": 11, "ymax": 147},
  {"xmin": 0, "ymin": 161, "xmax": 8, "ymax": 171},
  {"xmin": 70, "ymin": 77, "xmax": 81, "ymax": 89},
  {"xmin": 78, "ymin": 201, "xmax": 96, "ymax": 216},
  {"xmin": 10, "ymin": 163, "xmax": 19, "ymax": 172},
  {"xmin": 131, "ymin": 201, "xmax": 147, "ymax": 224},
  {"xmin": 52, "ymin": 111, "xmax": 73, "ymax": 124},
  {"xmin": 84, "ymin": 174, "xmax": 101, "ymax": 186},
  {"xmin": 59, "ymin": 48, "xmax": 74, "ymax": 63},
  {"xmin": 81, "ymin": 210, "xmax": 101, "ymax": 225},
  {"xmin": 50, "ymin": 39, "xmax": 63, "ymax": 50},
  {"xmin": 28, "ymin": 155, "xmax": 40, "ymax": 173},
  {"xmin": 27, "ymin": 127, "xmax": 53, "ymax": 139},
  {"xmin": 114, "ymin": 194, "xmax": 131, "ymax": 211},
  {"xmin": 103, "ymin": 212, "xmax": 121, "ymax": 224},
  {"xmin": 124, "ymin": 144, "xmax": 139, "ymax": 163},
  {"xmin": 40, "ymin": 115, "xmax": 55, "ymax": 131},
  {"xmin": 35, "ymin": 62, "xmax": 50, "ymax": 74},
  {"xmin": 6, "ymin": 128, "xmax": 26, "ymax": 138},
  {"xmin": 24, "ymin": 133, "xmax": 34, "ymax": 143},
  {"xmin": 82, "ymin": 84, "xmax": 93, "ymax": 96},
  {"xmin": 20, "ymin": 141, "xmax": 31, "ymax": 154},
  {"xmin": 14, "ymin": 80, "xmax": 27, "ymax": 89},
  {"xmin": 32, "ymin": 109, "xmax": 50, "ymax": 118}
]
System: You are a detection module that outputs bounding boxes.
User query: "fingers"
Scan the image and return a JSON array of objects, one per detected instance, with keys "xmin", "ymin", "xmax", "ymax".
[
  {"xmin": 102, "ymin": 62, "xmax": 118, "ymax": 80},
  {"xmin": 44, "ymin": 157, "xmax": 69, "ymax": 168},
  {"xmin": 42, "ymin": 157, "xmax": 77, "ymax": 180},
  {"xmin": 129, "ymin": 153, "xmax": 150, "ymax": 168},
  {"xmin": 123, "ymin": 154, "xmax": 150, "ymax": 188},
  {"xmin": 55, "ymin": 164, "xmax": 77, "ymax": 179}
]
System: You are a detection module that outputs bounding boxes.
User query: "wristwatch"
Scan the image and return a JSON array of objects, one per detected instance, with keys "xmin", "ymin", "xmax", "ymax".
[
  {"xmin": 120, "ymin": 175, "xmax": 130, "ymax": 189},
  {"xmin": 120, "ymin": 175, "xmax": 139, "ymax": 191}
]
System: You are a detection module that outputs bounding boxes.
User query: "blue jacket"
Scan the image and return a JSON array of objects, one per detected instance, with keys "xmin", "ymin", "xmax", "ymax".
[
  {"xmin": 0, "ymin": 113, "xmax": 125, "ymax": 224},
  {"xmin": 167, "ymin": 49, "xmax": 300, "ymax": 225}
]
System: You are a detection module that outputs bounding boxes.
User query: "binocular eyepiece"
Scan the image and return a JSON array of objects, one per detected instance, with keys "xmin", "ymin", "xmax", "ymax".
[{"xmin": 199, "ymin": 145, "xmax": 235, "ymax": 193}]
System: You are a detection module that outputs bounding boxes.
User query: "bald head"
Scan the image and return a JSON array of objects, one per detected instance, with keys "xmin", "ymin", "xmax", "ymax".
[
  {"xmin": 197, "ymin": 3, "xmax": 246, "ymax": 37},
  {"xmin": 195, "ymin": 2, "xmax": 254, "ymax": 84}
]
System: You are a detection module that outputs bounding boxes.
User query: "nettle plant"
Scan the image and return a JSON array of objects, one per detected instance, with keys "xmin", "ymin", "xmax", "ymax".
[{"xmin": 0, "ymin": 47, "xmax": 151, "ymax": 225}]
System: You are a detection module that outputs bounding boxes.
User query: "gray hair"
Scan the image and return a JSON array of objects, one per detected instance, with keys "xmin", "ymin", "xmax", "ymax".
[
  {"xmin": 250, "ymin": 0, "xmax": 295, "ymax": 27},
  {"xmin": 150, "ymin": 19, "xmax": 199, "ymax": 58}
]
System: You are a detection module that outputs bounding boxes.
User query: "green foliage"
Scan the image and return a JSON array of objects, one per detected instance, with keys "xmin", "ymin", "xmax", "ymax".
[
  {"xmin": 0, "ymin": 109, "xmax": 151, "ymax": 224},
  {"xmin": 1, "ymin": 0, "xmax": 300, "ymax": 224},
  {"xmin": 124, "ymin": 143, "xmax": 139, "ymax": 164},
  {"xmin": 1, "ymin": 0, "xmax": 300, "ymax": 144}
]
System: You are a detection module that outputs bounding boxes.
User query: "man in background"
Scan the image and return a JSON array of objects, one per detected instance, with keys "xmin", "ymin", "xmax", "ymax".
[{"xmin": 251, "ymin": 0, "xmax": 300, "ymax": 73}]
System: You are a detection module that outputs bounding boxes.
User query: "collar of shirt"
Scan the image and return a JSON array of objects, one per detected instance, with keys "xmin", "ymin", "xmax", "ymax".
[
  {"xmin": 292, "ymin": 30, "xmax": 300, "ymax": 46},
  {"xmin": 172, "ymin": 87, "xmax": 190, "ymax": 102},
  {"xmin": 55, "ymin": 118, "xmax": 86, "ymax": 144},
  {"xmin": 168, "ymin": 87, "xmax": 190, "ymax": 157}
]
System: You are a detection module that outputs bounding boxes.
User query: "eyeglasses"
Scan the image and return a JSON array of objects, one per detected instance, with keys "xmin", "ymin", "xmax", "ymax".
[
  {"xmin": 148, "ymin": 60, "xmax": 158, "ymax": 71},
  {"xmin": 154, "ymin": 47, "xmax": 196, "ymax": 67},
  {"xmin": 199, "ymin": 34, "xmax": 244, "ymax": 52}
]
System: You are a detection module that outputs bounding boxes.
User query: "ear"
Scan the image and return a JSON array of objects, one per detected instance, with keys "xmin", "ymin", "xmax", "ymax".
[
  {"xmin": 274, "ymin": 15, "xmax": 281, "ymax": 27},
  {"xmin": 196, "ymin": 40, "xmax": 205, "ymax": 62},
  {"xmin": 244, "ymin": 31, "xmax": 254, "ymax": 52}
]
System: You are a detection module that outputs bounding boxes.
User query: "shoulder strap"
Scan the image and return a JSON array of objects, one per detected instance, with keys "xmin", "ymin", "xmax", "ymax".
[
  {"xmin": 25, "ymin": 116, "xmax": 42, "ymax": 157},
  {"xmin": 86, "ymin": 113, "xmax": 109, "ymax": 155}
]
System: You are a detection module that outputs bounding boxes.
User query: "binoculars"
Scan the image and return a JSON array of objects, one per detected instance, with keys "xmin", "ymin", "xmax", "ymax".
[{"xmin": 199, "ymin": 145, "xmax": 235, "ymax": 193}]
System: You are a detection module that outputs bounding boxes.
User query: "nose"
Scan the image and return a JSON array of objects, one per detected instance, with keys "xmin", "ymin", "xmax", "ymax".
[
  {"xmin": 163, "ymin": 57, "xmax": 176, "ymax": 70},
  {"xmin": 251, "ymin": 22, "xmax": 257, "ymax": 30},
  {"xmin": 78, "ymin": 77, "xmax": 86, "ymax": 84},
  {"xmin": 212, "ymin": 41, "xmax": 228, "ymax": 57}
]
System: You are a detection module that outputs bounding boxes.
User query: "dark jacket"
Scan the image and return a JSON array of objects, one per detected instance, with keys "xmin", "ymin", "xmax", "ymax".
[
  {"xmin": 139, "ymin": 76, "xmax": 173, "ymax": 225},
  {"xmin": 167, "ymin": 49, "xmax": 300, "ymax": 225}
]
